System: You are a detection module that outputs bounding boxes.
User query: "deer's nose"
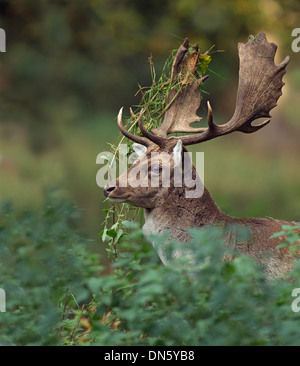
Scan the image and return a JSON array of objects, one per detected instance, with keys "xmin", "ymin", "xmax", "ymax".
[{"xmin": 104, "ymin": 184, "xmax": 116, "ymax": 197}]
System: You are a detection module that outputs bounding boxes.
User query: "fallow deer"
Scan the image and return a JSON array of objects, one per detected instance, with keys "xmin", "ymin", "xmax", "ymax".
[{"xmin": 104, "ymin": 34, "xmax": 299, "ymax": 280}]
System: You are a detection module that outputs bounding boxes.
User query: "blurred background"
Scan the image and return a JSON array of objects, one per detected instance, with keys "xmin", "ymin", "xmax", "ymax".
[{"xmin": 0, "ymin": 0, "xmax": 299, "ymax": 250}]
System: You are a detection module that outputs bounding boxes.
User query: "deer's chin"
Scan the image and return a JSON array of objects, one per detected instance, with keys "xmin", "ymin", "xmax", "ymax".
[{"xmin": 108, "ymin": 197, "xmax": 128, "ymax": 203}]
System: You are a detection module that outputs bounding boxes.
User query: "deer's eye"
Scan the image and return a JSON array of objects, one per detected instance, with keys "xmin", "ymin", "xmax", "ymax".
[{"xmin": 151, "ymin": 165, "xmax": 161, "ymax": 174}]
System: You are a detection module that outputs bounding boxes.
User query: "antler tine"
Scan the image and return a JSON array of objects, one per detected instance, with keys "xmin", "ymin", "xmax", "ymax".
[
  {"xmin": 207, "ymin": 101, "xmax": 217, "ymax": 131},
  {"xmin": 117, "ymin": 107, "xmax": 152, "ymax": 147}
]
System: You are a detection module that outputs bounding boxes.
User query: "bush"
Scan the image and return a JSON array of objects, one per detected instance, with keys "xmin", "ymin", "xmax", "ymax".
[
  {"xmin": 86, "ymin": 223, "xmax": 300, "ymax": 346},
  {"xmin": 1, "ymin": 195, "xmax": 300, "ymax": 346},
  {"xmin": 0, "ymin": 192, "xmax": 101, "ymax": 345}
]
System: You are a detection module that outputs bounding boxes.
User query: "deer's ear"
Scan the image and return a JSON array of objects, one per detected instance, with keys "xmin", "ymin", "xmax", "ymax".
[
  {"xmin": 172, "ymin": 139, "xmax": 183, "ymax": 167},
  {"xmin": 132, "ymin": 143, "xmax": 147, "ymax": 158}
]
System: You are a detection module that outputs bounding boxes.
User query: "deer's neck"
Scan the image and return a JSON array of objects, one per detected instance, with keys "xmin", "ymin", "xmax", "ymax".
[{"xmin": 143, "ymin": 186, "xmax": 229, "ymax": 241}]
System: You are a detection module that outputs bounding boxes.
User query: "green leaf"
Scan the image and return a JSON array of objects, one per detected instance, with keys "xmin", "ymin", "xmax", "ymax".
[
  {"xmin": 115, "ymin": 229, "xmax": 125, "ymax": 243},
  {"xmin": 106, "ymin": 229, "xmax": 117, "ymax": 238}
]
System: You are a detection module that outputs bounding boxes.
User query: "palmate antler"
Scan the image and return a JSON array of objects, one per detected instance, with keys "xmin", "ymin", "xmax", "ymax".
[{"xmin": 118, "ymin": 33, "xmax": 289, "ymax": 149}]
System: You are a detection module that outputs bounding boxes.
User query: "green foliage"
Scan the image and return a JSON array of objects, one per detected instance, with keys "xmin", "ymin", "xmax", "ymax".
[
  {"xmin": 0, "ymin": 192, "xmax": 101, "ymax": 345},
  {"xmin": 89, "ymin": 222, "xmax": 300, "ymax": 346},
  {"xmin": 1, "ymin": 194, "xmax": 300, "ymax": 346},
  {"xmin": 271, "ymin": 224, "xmax": 300, "ymax": 255}
]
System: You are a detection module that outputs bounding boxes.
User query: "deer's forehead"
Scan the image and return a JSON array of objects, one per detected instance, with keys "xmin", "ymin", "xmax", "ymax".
[
  {"xmin": 146, "ymin": 151, "xmax": 173, "ymax": 162},
  {"xmin": 146, "ymin": 145, "xmax": 172, "ymax": 154},
  {"xmin": 131, "ymin": 150, "xmax": 173, "ymax": 168}
]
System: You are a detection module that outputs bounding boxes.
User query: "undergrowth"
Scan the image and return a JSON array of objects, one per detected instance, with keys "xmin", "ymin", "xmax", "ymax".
[{"xmin": 1, "ymin": 193, "xmax": 300, "ymax": 345}]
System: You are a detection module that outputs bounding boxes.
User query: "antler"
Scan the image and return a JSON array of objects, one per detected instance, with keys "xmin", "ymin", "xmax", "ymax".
[
  {"xmin": 117, "ymin": 34, "xmax": 289, "ymax": 149},
  {"xmin": 117, "ymin": 107, "xmax": 153, "ymax": 147},
  {"xmin": 138, "ymin": 33, "xmax": 290, "ymax": 147}
]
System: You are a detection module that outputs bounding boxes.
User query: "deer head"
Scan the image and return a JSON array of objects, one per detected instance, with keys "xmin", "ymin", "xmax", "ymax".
[{"xmin": 104, "ymin": 34, "xmax": 289, "ymax": 209}]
